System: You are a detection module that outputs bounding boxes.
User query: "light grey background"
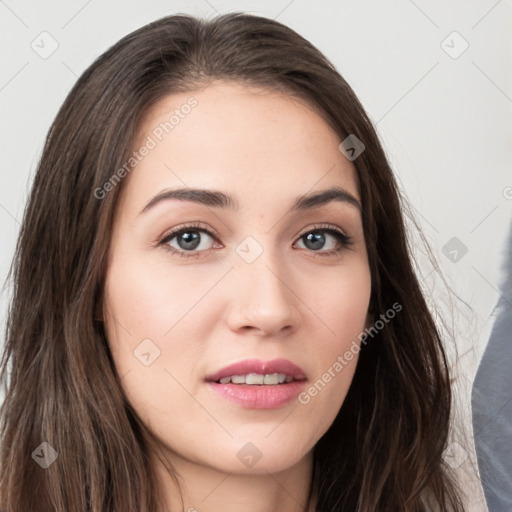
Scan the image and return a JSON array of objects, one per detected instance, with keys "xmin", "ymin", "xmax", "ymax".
[{"xmin": 1, "ymin": 1, "xmax": 511, "ymax": 510}]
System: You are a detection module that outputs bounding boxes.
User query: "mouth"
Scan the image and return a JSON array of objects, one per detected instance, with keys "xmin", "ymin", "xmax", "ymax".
[
  {"xmin": 212, "ymin": 373, "xmax": 303, "ymax": 385},
  {"xmin": 205, "ymin": 358, "xmax": 308, "ymax": 409}
]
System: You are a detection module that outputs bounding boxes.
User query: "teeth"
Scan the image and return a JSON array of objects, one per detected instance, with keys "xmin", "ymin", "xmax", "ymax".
[
  {"xmin": 217, "ymin": 373, "xmax": 294, "ymax": 385},
  {"xmin": 263, "ymin": 374, "xmax": 279, "ymax": 385},
  {"xmin": 246, "ymin": 374, "xmax": 264, "ymax": 385}
]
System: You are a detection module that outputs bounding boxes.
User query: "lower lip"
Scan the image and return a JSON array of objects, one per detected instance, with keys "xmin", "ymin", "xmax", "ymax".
[{"xmin": 206, "ymin": 381, "xmax": 307, "ymax": 409}]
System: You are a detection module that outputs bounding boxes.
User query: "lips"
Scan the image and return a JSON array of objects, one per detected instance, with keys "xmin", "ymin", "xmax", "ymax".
[
  {"xmin": 205, "ymin": 358, "xmax": 308, "ymax": 409},
  {"xmin": 205, "ymin": 358, "xmax": 307, "ymax": 383}
]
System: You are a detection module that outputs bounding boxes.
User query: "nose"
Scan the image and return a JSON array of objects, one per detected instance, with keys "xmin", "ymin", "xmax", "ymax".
[{"xmin": 225, "ymin": 247, "xmax": 301, "ymax": 337}]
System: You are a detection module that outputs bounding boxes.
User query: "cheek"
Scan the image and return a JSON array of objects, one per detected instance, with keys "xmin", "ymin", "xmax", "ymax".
[
  {"xmin": 102, "ymin": 257, "xmax": 217, "ymax": 430},
  {"xmin": 309, "ymin": 259, "xmax": 371, "ymax": 346},
  {"xmin": 103, "ymin": 252, "xmax": 218, "ymax": 341},
  {"xmin": 101, "ymin": 249, "xmax": 229, "ymax": 368},
  {"xmin": 295, "ymin": 261, "xmax": 370, "ymax": 425},
  {"xmin": 101, "ymin": 253, "xmax": 217, "ymax": 392}
]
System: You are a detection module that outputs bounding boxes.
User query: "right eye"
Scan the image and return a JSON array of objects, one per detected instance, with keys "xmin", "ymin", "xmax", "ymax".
[{"xmin": 159, "ymin": 223, "xmax": 222, "ymax": 258}]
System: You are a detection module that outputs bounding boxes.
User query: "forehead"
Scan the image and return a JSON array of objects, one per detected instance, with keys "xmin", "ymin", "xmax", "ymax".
[{"xmin": 121, "ymin": 81, "xmax": 360, "ymax": 212}]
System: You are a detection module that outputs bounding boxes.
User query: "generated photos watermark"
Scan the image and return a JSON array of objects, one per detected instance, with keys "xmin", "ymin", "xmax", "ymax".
[
  {"xmin": 94, "ymin": 97, "xmax": 198, "ymax": 200},
  {"xmin": 298, "ymin": 302, "xmax": 402, "ymax": 404}
]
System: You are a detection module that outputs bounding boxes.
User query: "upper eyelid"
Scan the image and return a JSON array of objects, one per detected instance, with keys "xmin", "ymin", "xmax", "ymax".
[{"xmin": 159, "ymin": 222, "xmax": 219, "ymax": 241}]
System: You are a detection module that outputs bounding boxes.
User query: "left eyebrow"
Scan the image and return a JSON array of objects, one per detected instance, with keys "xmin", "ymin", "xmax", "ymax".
[
  {"xmin": 291, "ymin": 186, "xmax": 361, "ymax": 211},
  {"xmin": 139, "ymin": 185, "xmax": 361, "ymax": 216}
]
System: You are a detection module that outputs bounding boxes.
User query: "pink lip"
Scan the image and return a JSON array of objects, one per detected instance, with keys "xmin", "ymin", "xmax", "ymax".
[
  {"xmin": 205, "ymin": 358, "xmax": 307, "ymax": 382},
  {"xmin": 205, "ymin": 358, "xmax": 307, "ymax": 410}
]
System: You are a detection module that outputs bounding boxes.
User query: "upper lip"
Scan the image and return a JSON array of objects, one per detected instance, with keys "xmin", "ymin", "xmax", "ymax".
[{"xmin": 205, "ymin": 358, "xmax": 307, "ymax": 382}]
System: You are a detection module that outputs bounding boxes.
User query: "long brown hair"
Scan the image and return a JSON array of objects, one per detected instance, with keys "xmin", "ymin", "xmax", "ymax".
[{"xmin": 0, "ymin": 12, "xmax": 465, "ymax": 511}]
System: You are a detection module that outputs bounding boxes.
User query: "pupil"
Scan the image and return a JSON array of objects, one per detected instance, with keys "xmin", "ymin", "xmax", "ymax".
[
  {"xmin": 178, "ymin": 231, "xmax": 200, "ymax": 250},
  {"xmin": 305, "ymin": 232, "xmax": 325, "ymax": 250}
]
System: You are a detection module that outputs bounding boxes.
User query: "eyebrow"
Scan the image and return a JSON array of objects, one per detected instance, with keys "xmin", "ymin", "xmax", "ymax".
[{"xmin": 139, "ymin": 185, "xmax": 361, "ymax": 215}]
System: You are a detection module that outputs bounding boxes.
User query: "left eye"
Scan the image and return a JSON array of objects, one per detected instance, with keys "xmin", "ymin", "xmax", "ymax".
[{"xmin": 295, "ymin": 229, "xmax": 347, "ymax": 252}]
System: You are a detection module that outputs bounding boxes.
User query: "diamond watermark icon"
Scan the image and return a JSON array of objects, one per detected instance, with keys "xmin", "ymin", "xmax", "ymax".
[
  {"xmin": 441, "ymin": 31, "xmax": 469, "ymax": 59},
  {"xmin": 442, "ymin": 236, "xmax": 468, "ymax": 263},
  {"xmin": 134, "ymin": 338, "xmax": 161, "ymax": 366},
  {"xmin": 443, "ymin": 441, "xmax": 468, "ymax": 469},
  {"xmin": 338, "ymin": 134, "xmax": 365, "ymax": 161},
  {"xmin": 32, "ymin": 442, "xmax": 59, "ymax": 469},
  {"xmin": 237, "ymin": 442, "xmax": 263, "ymax": 468},
  {"xmin": 235, "ymin": 236, "xmax": 264, "ymax": 264},
  {"xmin": 30, "ymin": 31, "xmax": 59, "ymax": 59}
]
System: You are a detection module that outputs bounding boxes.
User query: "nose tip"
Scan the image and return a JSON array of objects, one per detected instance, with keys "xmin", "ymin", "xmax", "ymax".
[{"xmin": 225, "ymin": 259, "xmax": 300, "ymax": 337}]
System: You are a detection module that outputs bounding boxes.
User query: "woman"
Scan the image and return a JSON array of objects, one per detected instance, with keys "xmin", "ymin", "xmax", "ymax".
[{"xmin": 0, "ymin": 12, "xmax": 466, "ymax": 512}]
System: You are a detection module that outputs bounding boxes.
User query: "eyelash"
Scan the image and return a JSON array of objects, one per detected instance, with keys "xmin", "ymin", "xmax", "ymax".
[{"xmin": 158, "ymin": 222, "xmax": 354, "ymax": 259}]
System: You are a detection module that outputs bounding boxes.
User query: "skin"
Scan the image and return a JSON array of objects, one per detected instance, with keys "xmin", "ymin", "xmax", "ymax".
[{"xmin": 102, "ymin": 81, "xmax": 372, "ymax": 512}]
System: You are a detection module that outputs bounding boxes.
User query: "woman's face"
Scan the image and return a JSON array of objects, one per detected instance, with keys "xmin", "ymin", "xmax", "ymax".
[{"xmin": 103, "ymin": 81, "xmax": 371, "ymax": 476}]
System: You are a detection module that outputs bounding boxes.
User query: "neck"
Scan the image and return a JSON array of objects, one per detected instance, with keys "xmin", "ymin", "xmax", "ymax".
[{"xmin": 153, "ymin": 448, "xmax": 317, "ymax": 512}]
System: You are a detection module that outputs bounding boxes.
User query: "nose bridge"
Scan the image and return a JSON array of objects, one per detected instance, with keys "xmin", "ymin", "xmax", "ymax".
[{"xmin": 228, "ymin": 234, "xmax": 299, "ymax": 333}]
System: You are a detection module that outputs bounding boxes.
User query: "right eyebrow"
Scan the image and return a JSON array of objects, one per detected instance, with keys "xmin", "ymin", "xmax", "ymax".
[{"xmin": 140, "ymin": 188, "xmax": 239, "ymax": 215}]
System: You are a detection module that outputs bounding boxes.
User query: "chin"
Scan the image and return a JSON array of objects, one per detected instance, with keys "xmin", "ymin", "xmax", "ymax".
[{"xmin": 209, "ymin": 439, "xmax": 312, "ymax": 475}]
